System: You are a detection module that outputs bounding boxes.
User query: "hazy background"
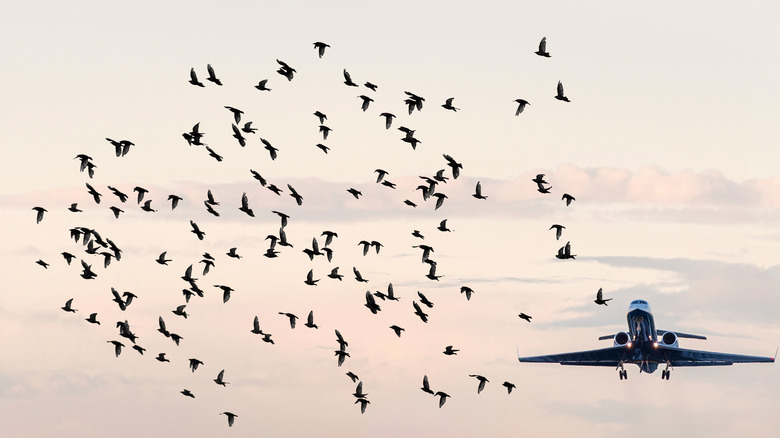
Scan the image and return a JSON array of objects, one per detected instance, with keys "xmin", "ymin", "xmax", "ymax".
[{"xmin": 1, "ymin": 1, "xmax": 778, "ymax": 437}]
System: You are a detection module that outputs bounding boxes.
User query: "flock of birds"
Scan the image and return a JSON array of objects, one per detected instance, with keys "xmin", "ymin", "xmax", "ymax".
[{"xmin": 31, "ymin": 37, "xmax": 612, "ymax": 428}]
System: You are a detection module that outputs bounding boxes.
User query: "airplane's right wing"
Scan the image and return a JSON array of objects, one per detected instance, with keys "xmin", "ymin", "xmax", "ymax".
[
  {"xmin": 659, "ymin": 345, "xmax": 775, "ymax": 367},
  {"xmin": 518, "ymin": 346, "xmax": 629, "ymax": 367}
]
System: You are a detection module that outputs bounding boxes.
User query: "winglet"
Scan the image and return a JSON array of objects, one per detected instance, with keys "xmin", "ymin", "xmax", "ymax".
[
  {"xmin": 516, "ymin": 346, "xmax": 520, "ymax": 361},
  {"xmin": 773, "ymin": 347, "xmax": 778, "ymax": 362}
]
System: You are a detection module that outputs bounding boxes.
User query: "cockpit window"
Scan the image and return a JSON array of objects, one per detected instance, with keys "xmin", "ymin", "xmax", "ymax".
[{"xmin": 631, "ymin": 299, "xmax": 647, "ymax": 305}]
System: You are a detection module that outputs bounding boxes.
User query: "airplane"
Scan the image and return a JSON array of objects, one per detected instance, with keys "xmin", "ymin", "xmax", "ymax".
[{"xmin": 518, "ymin": 299, "xmax": 775, "ymax": 380}]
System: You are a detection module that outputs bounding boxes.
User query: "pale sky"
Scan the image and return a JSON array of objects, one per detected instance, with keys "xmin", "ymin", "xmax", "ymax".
[{"xmin": 2, "ymin": 1, "xmax": 779, "ymax": 437}]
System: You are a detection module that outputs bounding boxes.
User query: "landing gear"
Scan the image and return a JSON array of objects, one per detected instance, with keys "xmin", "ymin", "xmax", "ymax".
[
  {"xmin": 661, "ymin": 362, "xmax": 672, "ymax": 380},
  {"xmin": 617, "ymin": 362, "xmax": 628, "ymax": 380}
]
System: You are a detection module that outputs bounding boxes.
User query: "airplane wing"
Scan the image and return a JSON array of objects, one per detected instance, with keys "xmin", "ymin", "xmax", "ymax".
[
  {"xmin": 518, "ymin": 346, "xmax": 629, "ymax": 367},
  {"xmin": 659, "ymin": 345, "xmax": 775, "ymax": 367}
]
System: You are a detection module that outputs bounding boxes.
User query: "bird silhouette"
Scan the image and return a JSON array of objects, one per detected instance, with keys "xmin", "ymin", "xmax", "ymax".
[
  {"xmin": 549, "ymin": 224, "xmax": 565, "ymax": 240},
  {"xmin": 346, "ymin": 371, "xmax": 359, "ymax": 382},
  {"xmin": 443, "ymin": 345, "xmax": 459, "ymax": 355},
  {"xmin": 279, "ymin": 312, "xmax": 298, "ymax": 329},
  {"xmin": 413, "ymin": 301, "xmax": 429, "ymax": 323},
  {"xmin": 503, "ymin": 381, "xmax": 516, "ymax": 394},
  {"xmin": 221, "ymin": 412, "xmax": 237, "ymax": 427},
  {"xmin": 472, "ymin": 181, "xmax": 487, "ymax": 199},
  {"xmin": 188, "ymin": 358, "xmax": 204, "ymax": 372},
  {"xmin": 353, "ymin": 267, "xmax": 368, "ymax": 283},
  {"xmin": 364, "ymin": 82, "xmax": 377, "ymax": 91},
  {"xmin": 239, "ymin": 192, "xmax": 254, "ymax": 217},
  {"xmin": 181, "ymin": 389, "xmax": 195, "ymax": 398},
  {"xmin": 343, "ymin": 69, "xmax": 358, "ymax": 87},
  {"xmin": 335, "ymin": 329, "xmax": 349, "ymax": 350},
  {"xmin": 206, "ymin": 64, "xmax": 222, "ymax": 85},
  {"xmin": 435, "ymin": 391, "xmax": 450, "ymax": 408},
  {"xmin": 379, "ymin": 113, "xmax": 395, "ymax": 129},
  {"xmin": 36, "ymin": 259, "xmax": 49, "ymax": 269},
  {"xmin": 68, "ymin": 203, "xmax": 82, "ymax": 213},
  {"xmin": 107, "ymin": 340, "xmax": 124, "ymax": 357},
  {"xmin": 85, "ymin": 313, "xmax": 100, "ymax": 324},
  {"xmin": 364, "ymin": 291, "xmax": 381, "ymax": 314},
  {"xmin": 355, "ymin": 398, "xmax": 370, "ymax": 414},
  {"xmin": 328, "ymin": 267, "xmax": 343, "ymax": 281},
  {"xmin": 417, "ymin": 291, "xmax": 434, "ymax": 308},
  {"xmin": 189, "ymin": 68, "xmax": 204, "ymax": 87},
  {"xmin": 32, "ymin": 207, "xmax": 47, "ymax": 223},
  {"xmin": 304, "ymin": 311, "xmax": 318, "ymax": 329},
  {"xmin": 390, "ymin": 325, "xmax": 405, "ymax": 337},
  {"xmin": 535, "ymin": 37, "xmax": 550, "ymax": 57},
  {"xmin": 85, "ymin": 183, "xmax": 102, "ymax": 204},
  {"xmin": 287, "ymin": 184, "xmax": 303, "ymax": 206},
  {"xmin": 251, "ymin": 316, "xmax": 263, "ymax": 335},
  {"xmin": 61, "ymin": 298, "xmax": 77, "ymax": 313},
  {"xmin": 334, "ymin": 348, "xmax": 350, "ymax": 367},
  {"xmin": 562, "ymin": 193, "xmax": 575, "ymax": 206},
  {"xmin": 313, "ymin": 111, "xmax": 327, "ymax": 124},
  {"xmin": 514, "ymin": 99, "xmax": 530, "ymax": 115},
  {"xmin": 556, "ymin": 241, "xmax": 576, "ymax": 259},
  {"xmin": 167, "ymin": 194, "xmax": 182, "ymax": 210},
  {"xmin": 190, "ymin": 221, "xmax": 205, "ymax": 240},
  {"xmin": 595, "ymin": 288, "xmax": 612, "ymax": 306},
  {"xmin": 421, "ymin": 375, "xmax": 434, "ymax": 395},
  {"xmin": 441, "ymin": 97, "xmax": 459, "ymax": 111},
  {"xmin": 214, "ymin": 370, "xmax": 229, "ymax": 386},
  {"xmin": 442, "ymin": 154, "xmax": 462, "ymax": 179},
  {"xmin": 353, "ymin": 381, "xmax": 368, "ymax": 399},
  {"xmin": 518, "ymin": 313, "xmax": 532, "ymax": 322},
  {"xmin": 155, "ymin": 353, "xmax": 170, "ymax": 363},
  {"xmin": 347, "ymin": 188, "xmax": 362, "ymax": 199},
  {"xmin": 469, "ymin": 374, "xmax": 489, "ymax": 393},
  {"xmin": 313, "ymin": 41, "xmax": 330, "ymax": 58},
  {"xmin": 460, "ymin": 286, "xmax": 475, "ymax": 301},
  {"xmin": 555, "ymin": 81, "xmax": 570, "ymax": 102},
  {"xmin": 358, "ymin": 95, "xmax": 374, "ymax": 111}
]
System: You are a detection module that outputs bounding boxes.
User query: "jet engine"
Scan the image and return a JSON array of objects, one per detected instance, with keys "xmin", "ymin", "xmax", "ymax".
[
  {"xmin": 613, "ymin": 332, "xmax": 630, "ymax": 347},
  {"xmin": 659, "ymin": 331, "xmax": 678, "ymax": 347}
]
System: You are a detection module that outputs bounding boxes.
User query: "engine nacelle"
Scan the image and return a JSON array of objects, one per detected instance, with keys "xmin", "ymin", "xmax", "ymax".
[
  {"xmin": 659, "ymin": 331, "xmax": 678, "ymax": 347},
  {"xmin": 613, "ymin": 332, "xmax": 630, "ymax": 347}
]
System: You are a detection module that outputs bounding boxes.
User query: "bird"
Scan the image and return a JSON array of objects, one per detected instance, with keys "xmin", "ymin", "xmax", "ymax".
[
  {"xmin": 180, "ymin": 389, "xmax": 195, "ymax": 398},
  {"xmin": 503, "ymin": 381, "xmax": 516, "ymax": 394},
  {"xmin": 441, "ymin": 97, "xmax": 459, "ymax": 111},
  {"xmin": 364, "ymin": 291, "xmax": 381, "ymax": 314},
  {"xmin": 518, "ymin": 313, "xmax": 532, "ymax": 322},
  {"xmin": 562, "ymin": 193, "xmax": 575, "ymax": 206},
  {"xmin": 260, "ymin": 137, "xmax": 278, "ymax": 160},
  {"xmin": 353, "ymin": 267, "xmax": 368, "ymax": 283},
  {"xmin": 595, "ymin": 288, "xmax": 612, "ymax": 306},
  {"xmin": 205, "ymin": 146, "xmax": 223, "ymax": 162},
  {"xmin": 334, "ymin": 348, "xmax": 350, "ymax": 367},
  {"xmin": 315, "ymin": 143, "xmax": 329, "ymax": 154},
  {"xmin": 190, "ymin": 220, "xmax": 205, "ymax": 240},
  {"xmin": 413, "ymin": 301, "xmax": 429, "ymax": 323},
  {"xmin": 535, "ymin": 37, "xmax": 550, "ymax": 57},
  {"xmin": 514, "ymin": 99, "xmax": 530, "ymax": 115},
  {"xmin": 155, "ymin": 353, "xmax": 170, "ymax": 363},
  {"xmin": 214, "ymin": 370, "xmax": 229, "ymax": 386},
  {"xmin": 287, "ymin": 184, "xmax": 303, "ymax": 206},
  {"xmin": 313, "ymin": 111, "xmax": 327, "ymax": 124},
  {"xmin": 262, "ymin": 333, "xmax": 275, "ymax": 344},
  {"xmin": 249, "ymin": 170, "xmax": 267, "ymax": 186},
  {"xmin": 276, "ymin": 59, "xmax": 296, "ymax": 81},
  {"xmin": 231, "ymin": 124, "xmax": 246, "ymax": 147},
  {"xmin": 140, "ymin": 200, "xmax": 156, "ymax": 212},
  {"xmin": 460, "ymin": 286, "xmax": 475, "ymax": 301},
  {"xmin": 224, "ymin": 106, "xmax": 243, "ymax": 124},
  {"xmin": 80, "ymin": 260, "xmax": 97, "ymax": 279},
  {"xmin": 61, "ymin": 252, "xmax": 75, "ymax": 265},
  {"xmin": 206, "ymin": 64, "xmax": 222, "ymax": 85},
  {"xmin": 61, "ymin": 298, "xmax": 77, "ymax": 313},
  {"xmin": 319, "ymin": 125, "xmax": 332, "ymax": 140},
  {"xmin": 328, "ymin": 267, "xmax": 343, "ymax": 281},
  {"xmin": 442, "ymin": 154, "xmax": 462, "ymax": 179},
  {"xmin": 85, "ymin": 183, "xmax": 102, "ymax": 204},
  {"xmin": 204, "ymin": 200, "xmax": 220, "ymax": 217},
  {"xmin": 255, "ymin": 79, "xmax": 271, "ymax": 91},
  {"xmin": 555, "ymin": 81, "xmax": 570, "ymax": 102},
  {"xmin": 32, "ymin": 207, "xmax": 47, "ymax": 223},
  {"xmin": 425, "ymin": 262, "xmax": 441, "ymax": 281},
  {"xmin": 85, "ymin": 313, "xmax": 100, "ymax": 324},
  {"xmin": 251, "ymin": 316, "xmax": 263, "ymax": 335},
  {"xmin": 132, "ymin": 345, "xmax": 145, "ymax": 355},
  {"xmin": 279, "ymin": 312, "xmax": 299, "ymax": 329},
  {"xmin": 549, "ymin": 224, "xmax": 565, "ymax": 240},
  {"xmin": 421, "ymin": 375, "xmax": 434, "ymax": 395},
  {"xmin": 355, "ymin": 398, "xmax": 370, "ymax": 414},
  {"xmin": 434, "ymin": 391, "xmax": 450, "ymax": 408},
  {"xmin": 189, "ymin": 68, "xmax": 204, "ymax": 87},
  {"xmin": 412, "ymin": 230, "xmax": 424, "ymax": 239},
  {"xmin": 133, "ymin": 186, "xmax": 148, "ymax": 204},
  {"xmin": 390, "ymin": 325, "xmax": 405, "ymax": 337},
  {"xmin": 556, "ymin": 241, "xmax": 576, "ymax": 259},
  {"xmin": 472, "ymin": 181, "xmax": 487, "ymax": 199},
  {"xmin": 417, "ymin": 291, "xmax": 434, "ymax": 308},
  {"xmin": 241, "ymin": 121, "xmax": 257, "ymax": 134},
  {"xmin": 532, "ymin": 174, "xmax": 548, "ymax": 185},
  {"xmin": 343, "ymin": 69, "xmax": 358, "ymax": 87},
  {"xmin": 188, "ymin": 358, "xmax": 203, "ymax": 372},
  {"xmin": 157, "ymin": 316, "xmax": 170, "ymax": 337},
  {"xmin": 364, "ymin": 81, "xmax": 378, "ymax": 91},
  {"xmin": 221, "ymin": 412, "xmax": 237, "ymax": 427},
  {"xmin": 469, "ymin": 374, "xmax": 489, "ymax": 393},
  {"xmin": 167, "ymin": 194, "xmax": 182, "ymax": 210},
  {"xmin": 36, "ymin": 259, "xmax": 49, "ymax": 269},
  {"xmin": 109, "ymin": 206, "xmax": 123, "ymax": 218},
  {"xmin": 107, "ymin": 340, "xmax": 124, "ymax": 357},
  {"xmin": 68, "ymin": 203, "xmax": 82, "ymax": 213},
  {"xmin": 214, "ymin": 285, "xmax": 234, "ymax": 303},
  {"xmin": 379, "ymin": 113, "xmax": 395, "ymax": 129},
  {"xmin": 172, "ymin": 305, "xmax": 188, "ymax": 319},
  {"xmin": 304, "ymin": 311, "xmax": 318, "ymax": 329},
  {"xmin": 226, "ymin": 247, "xmax": 241, "ymax": 259},
  {"xmin": 321, "ymin": 230, "xmax": 338, "ymax": 246},
  {"xmin": 239, "ymin": 192, "xmax": 254, "ymax": 217},
  {"xmin": 443, "ymin": 345, "xmax": 459, "ymax": 355},
  {"xmin": 313, "ymin": 41, "xmax": 330, "ymax": 58},
  {"xmin": 346, "ymin": 371, "xmax": 359, "ymax": 383},
  {"xmin": 347, "ymin": 188, "xmax": 362, "ymax": 199},
  {"xmin": 432, "ymin": 193, "xmax": 447, "ymax": 210},
  {"xmin": 335, "ymin": 329, "xmax": 349, "ymax": 350},
  {"xmin": 358, "ymin": 95, "xmax": 373, "ymax": 111}
]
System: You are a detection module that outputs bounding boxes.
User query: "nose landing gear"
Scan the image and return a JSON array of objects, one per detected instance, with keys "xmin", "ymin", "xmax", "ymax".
[
  {"xmin": 661, "ymin": 361, "xmax": 672, "ymax": 380},
  {"xmin": 617, "ymin": 361, "xmax": 628, "ymax": 380}
]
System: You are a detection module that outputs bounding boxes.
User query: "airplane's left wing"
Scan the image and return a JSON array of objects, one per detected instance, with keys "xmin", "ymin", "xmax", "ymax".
[
  {"xmin": 659, "ymin": 345, "xmax": 775, "ymax": 367},
  {"xmin": 518, "ymin": 346, "xmax": 628, "ymax": 367}
]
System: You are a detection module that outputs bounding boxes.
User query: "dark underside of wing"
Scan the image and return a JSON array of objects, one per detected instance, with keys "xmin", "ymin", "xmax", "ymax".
[
  {"xmin": 660, "ymin": 345, "xmax": 775, "ymax": 367},
  {"xmin": 518, "ymin": 346, "xmax": 627, "ymax": 367}
]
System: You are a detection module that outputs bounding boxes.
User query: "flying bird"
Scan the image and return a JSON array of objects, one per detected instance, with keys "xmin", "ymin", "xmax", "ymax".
[
  {"xmin": 472, "ymin": 181, "xmax": 487, "ymax": 199},
  {"xmin": 206, "ymin": 64, "xmax": 222, "ymax": 85},
  {"xmin": 239, "ymin": 192, "xmax": 254, "ymax": 217},
  {"xmin": 190, "ymin": 220, "xmax": 205, "ymax": 240},
  {"xmin": 514, "ymin": 99, "xmax": 530, "ymax": 115},
  {"xmin": 313, "ymin": 111, "xmax": 327, "ymax": 124},
  {"xmin": 379, "ymin": 113, "xmax": 395, "ymax": 129},
  {"xmin": 61, "ymin": 298, "xmax": 77, "ymax": 313},
  {"xmin": 358, "ymin": 95, "xmax": 374, "ymax": 111},
  {"xmin": 562, "ymin": 193, "xmax": 575, "ymax": 206},
  {"xmin": 594, "ymin": 288, "xmax": 612, "ymax": 306},
  {"xmin": 279, "ymin": 312, "xmax": 299, "ymax": 329},
  {"xmin": 503, "ymin": 381, "xmax": 516, "ymax": 394},
  {"xmin": 460, "ymin": 286, "xmax": 475, "ymax": 301},
  {"xmin": 32, "ymin": 207, "xmax": 47, "ymax": 223},
  {"xmin": 390, "ymin": 325, "xmax": 405, "ymax": 337},
  {"xmin": 556, "ymin": 241, "xmax": 576, "ymax": 259},
  {"xmin": 221, "ymin": 412, "xmax": 237, "ymax": 427},
  {"xmin": 435, "ymin": 391, "xmax": 450, "ymax": 408},
  {"xmin": 421, "ymin": 375, "xmax": 434, "ymax": 395},
  {"xmin": 107, "ymin": 340, "xmax": 124, "ymax": 357},
  {"xmin": 353, "ymin": 267, "xmax": 368, "ymax": 283},
  {"xmin": 535, "ymin": 37, "xmax": 550, "ymax": 57},
  {"xmin": 442, "ymin": 154, "xmax": 462, "ymax": 179},
  {"xmin": 214, "ymin": 369, "xmax": 229, "ymax": 386},
  {"xmin": 85, "ymin": 313, "xmax": 100, "ymax": 324},
  {"xmin": 355, "ymin": 398, "xmax": 370, "ymax": 414},
  {"xmin": 549, "ymin": 224, "xmax": 565, "ymax": 240},
  {"xmin": 304, "ymin": 269, "xmax": 319, "ymax": 286},
  {"xmin": 304, "ymin": 311, "xmax": 318, "ymax": 329},
  {"xmin": 469, "ymin": 374, "xmax": 489, "ymax": 393},
  {"xmin": 413, "ymin": 301, "xmax": 429, "ymax": 323},
  {"xmin": 364, "ymin": 291, "xmax": 381, "ymax": 314},
  {"xmin": 189, "ymin": 68, "xmax": 204, "ymax": 87},
  {"xmin": 343, "ymin": 69, "xmax": 358, "ymax": 87},
  {"xmin": 255, "ymin": 79, "xmax": 271, "ymax": 91},
  {"xmin": 313, "ymin": 41, "xmax": 330, "ymax": 58},
  {"xmin": 518, "ymin": 313, "xmax": 532, "ymax": 322},
  {"xmin": 441, "ymin": 97, "xmax": 459, "ymax": 111},
  {"xmin": 180, "ymin": 389, "xmax": 195, "ymax": 398},
  {"xmin": 167, "ymin": 194, "xmax": 182, "ymax": 210},
  {"xmin": 555, "ymin": 81, "xmax": 570, "ymax": 102},
  {"xmin": 443, "ymin": 345, "xmax": 459, "ymax": 355}
]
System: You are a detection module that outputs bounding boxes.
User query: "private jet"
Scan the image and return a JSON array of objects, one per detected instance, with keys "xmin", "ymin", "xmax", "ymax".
[{"xmin": 518, "ymin": 299, "xmax": 774, "ymax": 380}]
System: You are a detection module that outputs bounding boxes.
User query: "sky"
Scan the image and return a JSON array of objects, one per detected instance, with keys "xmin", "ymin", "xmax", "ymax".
[{"xmin": 2, "ymin": 1, "xmax": 779, "ymax": 437}]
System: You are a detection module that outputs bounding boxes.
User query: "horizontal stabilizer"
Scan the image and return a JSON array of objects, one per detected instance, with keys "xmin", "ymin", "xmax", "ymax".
[{"xmin": 657, "ymin": 330, "xmax": 707, "ymax": 340}]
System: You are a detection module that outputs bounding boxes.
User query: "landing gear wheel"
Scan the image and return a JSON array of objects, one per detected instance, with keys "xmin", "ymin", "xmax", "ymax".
[{"xmin": 619, "ymin": 370, "xmax": 627, "ymax": 380}]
